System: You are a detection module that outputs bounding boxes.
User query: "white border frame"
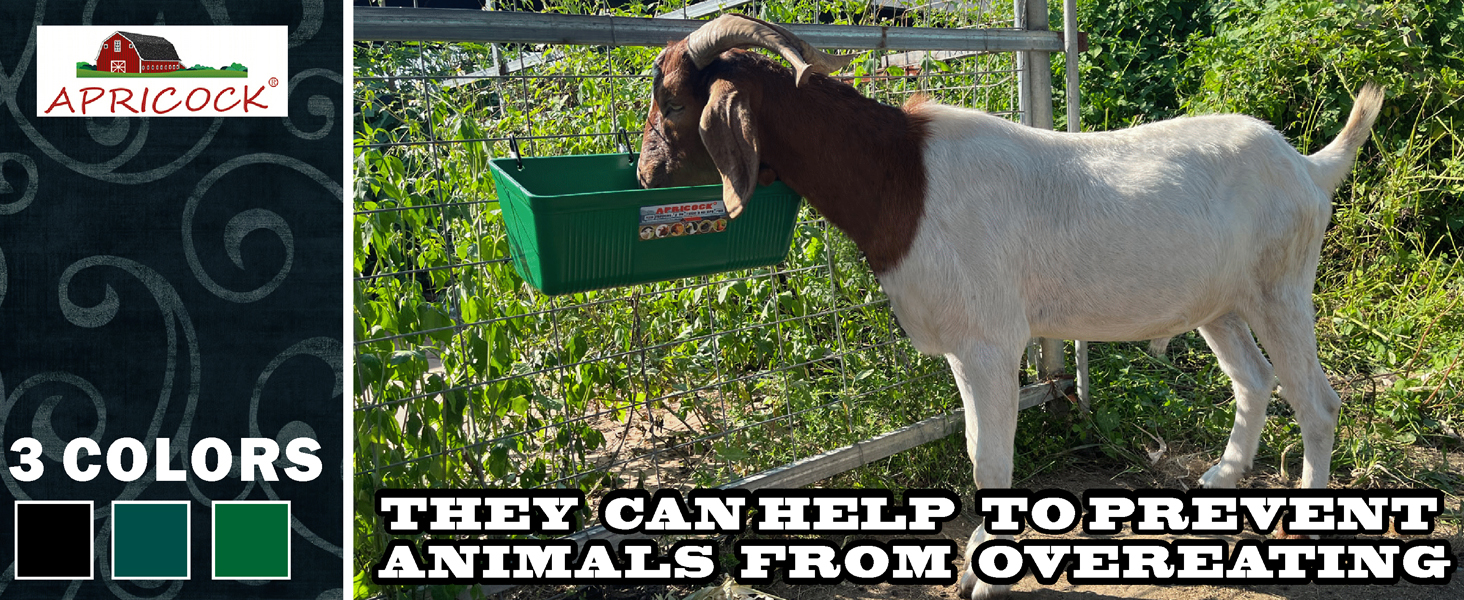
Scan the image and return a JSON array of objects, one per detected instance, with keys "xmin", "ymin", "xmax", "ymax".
[
  {"xmin": 14, "ymin": 500, "xmax": 95, "ymax": 581},
  {"xmin": 211, "ymin": 500, "xmax": 291, "ymax": 580},
  {"xmin": 111, "ymin": 501, "xmax": 191, "ymax": 580}
]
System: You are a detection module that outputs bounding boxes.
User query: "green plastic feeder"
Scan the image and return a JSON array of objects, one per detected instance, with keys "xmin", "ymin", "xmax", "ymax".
[{"xmin": 489, "ymin": 153, "xmax": 802, "ymax": 295}]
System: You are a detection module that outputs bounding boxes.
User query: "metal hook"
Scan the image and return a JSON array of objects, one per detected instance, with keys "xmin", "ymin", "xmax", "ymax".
[
  {"xmin": 508, "ymin": 134, "xmax": 523, "ymax": 171},
  {"xmin": 616, "ymin": 129, "xmax": 636, "ymax": 165}
]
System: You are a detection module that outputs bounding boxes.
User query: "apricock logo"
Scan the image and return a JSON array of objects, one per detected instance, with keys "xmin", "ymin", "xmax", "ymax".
[{"xmin": 36, "ymin": 26, "xmax": 287, "ymax": 117}]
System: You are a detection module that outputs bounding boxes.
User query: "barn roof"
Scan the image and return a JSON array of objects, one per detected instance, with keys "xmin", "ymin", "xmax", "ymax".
[{"xmin": 115, "ymin": 31, "xmax": 181, "ymax": 61}]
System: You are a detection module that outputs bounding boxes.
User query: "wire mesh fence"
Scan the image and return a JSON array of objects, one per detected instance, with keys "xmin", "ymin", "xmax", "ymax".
[{"xmin": 352, "ymin": 0, "xmax": 1056, "ymax": 589}]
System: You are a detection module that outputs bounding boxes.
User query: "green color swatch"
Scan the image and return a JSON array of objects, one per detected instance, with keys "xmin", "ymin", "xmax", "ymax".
[
  {"xmin": 212, "ymin": 502, "xmax": 290, "ymax": 579},
  {"xmin": 113, "ymin": 502, "xmax": 189, "ymax": 579}
]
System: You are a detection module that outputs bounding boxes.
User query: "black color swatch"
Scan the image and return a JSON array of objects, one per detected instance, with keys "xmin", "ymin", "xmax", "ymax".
[{"xmin": 16, "ymin": 503, "xmax": 93, "ymax": 579}]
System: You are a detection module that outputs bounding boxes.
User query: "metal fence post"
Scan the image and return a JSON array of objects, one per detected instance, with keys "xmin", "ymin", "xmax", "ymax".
[
  {"xmin": 1063, "ymin": 0, "xmax": 1091, "ymax": 413},
  {"xmin": 1017, "ymin": 0, "xmax": 1063, "ymax": 380},
  {"xmin": 1015, "ymin": 0, "xmax": 1054, "ymax": 130}
]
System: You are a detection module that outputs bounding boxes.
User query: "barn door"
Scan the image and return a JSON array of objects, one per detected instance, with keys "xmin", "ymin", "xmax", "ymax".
[{"xmin": 110, "ymin": 60, "xmax": 125, "ymax": 73}]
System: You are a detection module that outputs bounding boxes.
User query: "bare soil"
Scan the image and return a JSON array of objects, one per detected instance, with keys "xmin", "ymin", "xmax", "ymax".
[
  {"xmin": 752, "ymin": 458, "xmax": 1464, "ymax": 600},
  {"xmin": 561, "ymin": 455, "xmax": 1462, "ymax": 600},
  {"xmin": 425, "ymin": 352, "xmax": 1464, "ymax": 600}
]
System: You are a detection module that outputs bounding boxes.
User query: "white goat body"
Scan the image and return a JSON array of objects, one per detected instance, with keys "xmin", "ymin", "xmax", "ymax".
[
  {"xmin": 634, "ymin": 15, "xmax": 1383, "ymax": 599},
  {"xmin": 883, "ymin": 105, "xmax": 1351, "ymax": 355},
  {"xmin": 880, "ymin": 93, "xmax": 1379, "ymax": 599}
]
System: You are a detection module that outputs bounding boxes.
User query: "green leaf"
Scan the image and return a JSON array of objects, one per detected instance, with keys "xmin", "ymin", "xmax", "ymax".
[
  {"xmin": 356, "ymin": 353, "xmax": 383, "ymax": 387},
  {"xmin": 716, "ymin": 442, "xmax": 750, "ymax": 462},
  {"xmin": 418, "ymin": 303, "xmax": 454, "ymax": 344},
  {"xmin": 487, "ymin": 446, "xmax": 510, "ymax": 479},
  {"xmin": 388, "ymin": 350, "xmax": 428, "ymax": 381},
  {"xmin": 510, "ymin": 395, "xmax": 531, "ymax": 416}
]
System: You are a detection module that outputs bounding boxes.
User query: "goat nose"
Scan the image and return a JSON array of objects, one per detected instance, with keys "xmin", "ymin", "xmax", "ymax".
[{"xmin": 637, "ymin": 161, "xmax": 664, "ymax": 189}]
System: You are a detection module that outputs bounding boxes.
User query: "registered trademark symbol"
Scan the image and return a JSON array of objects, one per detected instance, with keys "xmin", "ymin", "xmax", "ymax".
[{"xmin": 268, "ymin": 77, "xmax": 279, "ymax": 87}]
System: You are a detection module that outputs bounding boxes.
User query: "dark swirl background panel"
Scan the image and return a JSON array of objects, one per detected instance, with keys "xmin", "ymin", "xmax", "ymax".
[{"xmin": 0, "ymin": 2, "xmax": 343, "ymax": 599}]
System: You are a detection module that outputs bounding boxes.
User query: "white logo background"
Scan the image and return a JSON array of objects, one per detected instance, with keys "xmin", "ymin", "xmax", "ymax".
[{"xmin": 36, "ymin": 26, "xmax": 289, "ymax": 117}]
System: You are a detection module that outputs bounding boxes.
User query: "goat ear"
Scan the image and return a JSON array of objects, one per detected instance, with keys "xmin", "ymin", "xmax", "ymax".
[{"xmin": 698, "ymin": 80, "xmax": 758, "ymax": 218}]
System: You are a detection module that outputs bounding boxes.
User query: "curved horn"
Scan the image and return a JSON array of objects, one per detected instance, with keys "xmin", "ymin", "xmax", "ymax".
[{"xmin": 686, "ymin": 14, "xmax": 855, "ymax": 87}]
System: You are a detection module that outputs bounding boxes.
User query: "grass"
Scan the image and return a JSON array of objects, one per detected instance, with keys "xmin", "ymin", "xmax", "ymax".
[{"xmin": 77, "ymin": 68, "xmax": 247, "ymax": 78}]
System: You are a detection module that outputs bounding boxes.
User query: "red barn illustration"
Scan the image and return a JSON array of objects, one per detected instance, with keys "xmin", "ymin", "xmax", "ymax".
[{"xmin": 95, "ymin": 31, "xmax": 184, "ymax": 74}]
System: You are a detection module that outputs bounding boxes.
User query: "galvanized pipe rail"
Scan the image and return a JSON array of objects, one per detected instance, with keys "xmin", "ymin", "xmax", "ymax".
[
  {"xmin": 354, "ymin": 7, "xmax": 1066, "ymax": 51},
  {"xmin": 653, "ymin": 0, "xmax": 757, "ymax": 20}
]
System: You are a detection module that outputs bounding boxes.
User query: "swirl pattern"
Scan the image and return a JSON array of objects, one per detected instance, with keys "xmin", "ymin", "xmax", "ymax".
[{"xmin": 0, "ymin": 2, "xmax": 343, "ymax": 598}]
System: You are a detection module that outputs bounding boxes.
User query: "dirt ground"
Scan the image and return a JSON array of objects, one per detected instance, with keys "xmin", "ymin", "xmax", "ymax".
[
  {"xmin": 751, "ymin": 457, "xmax": 1464, "ymax": 600},
  {"xmin": 755, "ymin": 518, "xmax": 1463, "ymax": 600},
  {"xmin": 565, "ymin": 452, "xmax": 1461, "ymax": 600}
]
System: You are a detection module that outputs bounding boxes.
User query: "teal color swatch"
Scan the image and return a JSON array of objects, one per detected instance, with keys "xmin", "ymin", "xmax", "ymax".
[
  {"xmin": 212, "ymin": 502, "xmax": 290, "ymax": 579},
  {"xmin": 113, "ymin": 502, "xmax": 190, "ymax": 579}
]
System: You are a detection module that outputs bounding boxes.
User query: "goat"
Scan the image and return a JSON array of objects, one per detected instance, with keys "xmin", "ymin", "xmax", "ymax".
[{"xmin": 638, "ymin": 14, "xmax": 1382, "ymax": 597}]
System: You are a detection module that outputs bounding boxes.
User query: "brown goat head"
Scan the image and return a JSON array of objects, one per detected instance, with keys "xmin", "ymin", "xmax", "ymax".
[
  {"xmin": 636, "ymin": 14, "xmax": 854, "ymax": 218},
  {"xmin": 636, "ymin": 43, "xmax": 722, "ymax": 194}
]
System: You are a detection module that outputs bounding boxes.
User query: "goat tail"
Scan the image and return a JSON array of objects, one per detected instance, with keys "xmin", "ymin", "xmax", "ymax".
[{"xmin": 1307, "ymin": 82, "xmax": 1384, "ymax": 191}]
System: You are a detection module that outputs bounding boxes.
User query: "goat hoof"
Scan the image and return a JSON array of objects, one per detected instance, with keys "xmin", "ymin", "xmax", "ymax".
[
  {"xmin": 973, "ymin": 581, "xmax": 1011, "ymax": 599},
  {"xmin": 1274, "ymin": 523, "xmax": 1320, "ymax": 540},
  {"xmin": 1199, "ymin": 462, "xmax": 1240, "ymax": 488},
  {"xmin": 958, "ymin": 567, "xmax": 977, "ymax": 597},
  {"xmin": 959, "ymin": 569, "xmax": 1010, "ymax": 600}
]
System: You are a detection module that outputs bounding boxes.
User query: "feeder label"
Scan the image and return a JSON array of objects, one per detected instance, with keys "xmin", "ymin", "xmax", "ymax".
[{"xmin": 638, "ymin": 201, "xmax": 729, "ymax": 240}]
